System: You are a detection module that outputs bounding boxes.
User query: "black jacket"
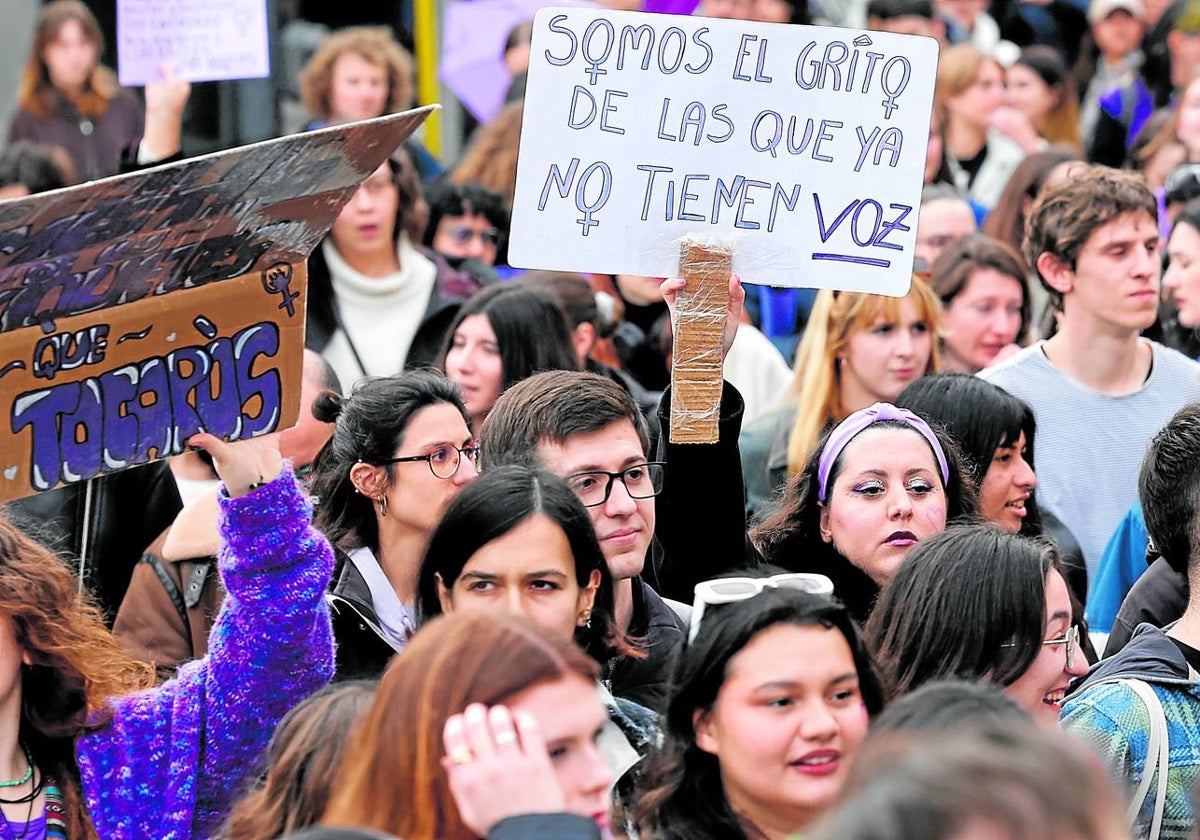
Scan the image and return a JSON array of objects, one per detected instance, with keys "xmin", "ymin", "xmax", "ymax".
[
  {"xmin": 5, "ymin": 460, "xmax": 182, "ymax": 622},
  {"xmin": 327, "ymin": 553, "xmax": 400, "ymax": 680},
  {"xmin": 304, "ymin": 240, "xmax": 487, "ymax": 375},
  {"xmin": 606, "ymin": 580, "xmax": 686, "ymax": 713},
  {"xmin": 649, "ymin": 381, "xmax": 757, "ymax": 604},
  {"xmin": 1105, "ymin": 557, "xmax": 1188, "ymax": 658}
]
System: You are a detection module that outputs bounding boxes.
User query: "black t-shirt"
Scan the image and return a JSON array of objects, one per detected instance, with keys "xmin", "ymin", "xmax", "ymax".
[{"xmin": 958, "ymin": 145, "xmax": 988, "ymax": 186}]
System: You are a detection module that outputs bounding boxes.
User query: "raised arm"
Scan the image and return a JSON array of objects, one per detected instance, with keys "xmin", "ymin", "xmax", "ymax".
[
  {"xmin": 652, "ymin": 275, "xmax": 756, "ymax": 602},
  {"xmin": 77, "ymin": 434, "xmax": 336, "ymax": 838}
]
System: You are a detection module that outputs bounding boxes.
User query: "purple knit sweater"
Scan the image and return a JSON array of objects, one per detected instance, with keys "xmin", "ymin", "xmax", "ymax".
[{"xmin": 75, "ymin": 468, "xmax": 335, "ymax": 838}]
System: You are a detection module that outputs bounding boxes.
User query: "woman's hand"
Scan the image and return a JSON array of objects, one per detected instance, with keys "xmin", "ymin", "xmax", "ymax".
[
  {"xmin": 660, "ymin": 273, "xmax": 745, "ymax": 362},
  {"xmin": 187, "ymin": 432, "xmax": 283, "ymax": 499},
  {"xmin": 989, "ymin": 106, "xmax": 1043, "ymax": 154},
  {"xmin": 142, "ymin": 63, "xmax": 191, "ymax": 162},
  {"xmin": 443, "ymin": 704, "xmax": 566, "ymax": 835}
]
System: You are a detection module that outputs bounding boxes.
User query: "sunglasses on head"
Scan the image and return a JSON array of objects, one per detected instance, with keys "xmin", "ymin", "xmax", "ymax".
[{"xmin": 688, "ymin": 573, "xmax": 836, "ymax": 643}]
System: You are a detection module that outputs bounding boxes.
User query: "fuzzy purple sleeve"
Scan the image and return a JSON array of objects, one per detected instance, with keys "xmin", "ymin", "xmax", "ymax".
[{"xmin": 76, "ymin": 467, "xmax": 335, "ymax": 839}]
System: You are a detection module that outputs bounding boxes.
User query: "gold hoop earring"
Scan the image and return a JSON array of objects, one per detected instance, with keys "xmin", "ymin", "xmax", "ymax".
[{"xmin": 376, "ymin": 496, "xmax": 389, "ymax": 517}]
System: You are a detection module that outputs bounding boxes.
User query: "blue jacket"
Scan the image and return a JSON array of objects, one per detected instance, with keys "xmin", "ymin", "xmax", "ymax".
[
  {"xmin": 1062, "ymin": 623, "xmax": 1200, "ymax": 839},
  {"xmin": 1087, "ymin": 503, "xmax": 1150, "ymax": 632}
]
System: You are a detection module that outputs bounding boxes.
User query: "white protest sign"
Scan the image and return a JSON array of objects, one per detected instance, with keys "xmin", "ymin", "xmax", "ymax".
[
  {"xmin": 509, "ymin": 9, "xmax": 938, "ymax": 295},
  {"xmin": 117, "ymin": 0, "xmax": 270, "ymax": 86}
]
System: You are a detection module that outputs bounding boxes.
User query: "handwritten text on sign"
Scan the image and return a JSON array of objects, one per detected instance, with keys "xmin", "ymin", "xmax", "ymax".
[
  {"xmin": 508, "ymin": 9, "xmax": 938, "ymax": 295},
  {"xmin": 117, "ymin": 0, "xmax": 270, "ymax": 86},
  {"xmin": 0, "ymin": 109, "xmax": 434, "ymax": 501}
]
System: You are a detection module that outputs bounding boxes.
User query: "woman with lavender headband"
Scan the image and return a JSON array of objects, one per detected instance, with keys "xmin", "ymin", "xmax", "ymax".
[{"xmin": 751, "ymin": 403, "xmax": 979, "ymax": 621}]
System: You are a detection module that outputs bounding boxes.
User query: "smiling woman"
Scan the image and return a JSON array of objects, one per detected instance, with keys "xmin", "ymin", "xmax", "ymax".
[
  {"xmin": 866, "ymin": 525, "xmax": 1089, "ymax": 726},
  {"xmin": 635, "ymin": 585, "xmax": 884, "ymax": 840},
  {"xmin": 896, "ymin": 373, "xmax": 1090, "ymax": 603}
]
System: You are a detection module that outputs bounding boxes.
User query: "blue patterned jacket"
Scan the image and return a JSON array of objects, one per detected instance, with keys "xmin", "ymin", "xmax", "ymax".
[{"xmin": 1062, "ymin": 623, "xmax": 1200, "ymax": 840}]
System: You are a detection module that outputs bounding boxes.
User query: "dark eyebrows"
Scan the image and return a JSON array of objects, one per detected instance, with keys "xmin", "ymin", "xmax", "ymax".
[
  {"xmin": 459, "ymin": 570, "xmax": 569, "ymax": 581},
  {"xmin": 568, "ymin": 455, "xmax": 646, "ymax": 474}
]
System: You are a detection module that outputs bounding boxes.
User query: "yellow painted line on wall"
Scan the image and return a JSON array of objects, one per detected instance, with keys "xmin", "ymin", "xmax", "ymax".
[{"xmin": 413, "ymin": 0, "xmax": 442, "ymax": 157}]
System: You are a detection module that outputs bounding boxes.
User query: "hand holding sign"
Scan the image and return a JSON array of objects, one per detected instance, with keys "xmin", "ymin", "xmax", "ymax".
[
  {"xmin": 142, "ymin": 64, "xmax": 191, "ymax": 161},
  {"xmin": 660, "ymin": 272, "xmax": 744, "ymax": 362},
  {"xmin": 188, "ymin": 430, "xmax": 282, "ymax": 499}
]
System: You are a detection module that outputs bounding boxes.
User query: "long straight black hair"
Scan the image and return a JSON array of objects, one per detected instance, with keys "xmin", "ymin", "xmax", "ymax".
[
  {"xmin": 897, "ymin": 372, "xmax": 1044, "ymax": 538},
  {"xmin": 866, "ymin": 525, "xmax": 1059, "ymax": 702}
]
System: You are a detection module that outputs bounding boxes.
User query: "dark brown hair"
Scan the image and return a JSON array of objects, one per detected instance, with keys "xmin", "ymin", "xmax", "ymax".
[
  {"xmin": 1024, "ymin": 165, "xmax": 1158, "ymax": 310},
  {"xmin": 813, "ymin": 724, "xmax": 1127, "ymax": 840},
  {"xmin": 752, "ymin": 421, "xmax": 979, "ymax": 623},
  {"xmin": 321, "ymin": 612, "xmax": 600, "ymax": 839},
  {"xmin": 929, "ymin": 233, "xmax": 1031, "ymax": 343},
  {"xmin": 450, "ymin": 100, "xmax": 524, "ymax": 209},
  {"xmin": 865, "ymin": 526, "xmax": 1058, "ymax": 701},
  {"xmin": 980, "ymin": 148, "xmax": 1081, "ymax": 257},
  {"xmin": 478, "ymin": 370, "xmax": 650, "ymax": 471}
]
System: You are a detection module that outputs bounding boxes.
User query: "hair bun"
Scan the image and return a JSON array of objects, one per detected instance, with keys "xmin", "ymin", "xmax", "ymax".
[{"xmin": 312, "ymin": 390, "xmax": 344, "ymax": 424}]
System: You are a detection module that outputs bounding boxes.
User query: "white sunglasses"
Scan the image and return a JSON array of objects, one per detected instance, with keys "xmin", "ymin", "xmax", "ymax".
[{"xmin": 688, "ymin": 573, "xmax": 836, "ymax": 643}]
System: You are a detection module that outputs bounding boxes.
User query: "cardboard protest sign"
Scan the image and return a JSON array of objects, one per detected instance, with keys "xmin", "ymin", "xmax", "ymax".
[
  {"xmin": 117, "ymin": 0, "xmax": 270, "ymax": 86},
  {"xmin": 509, "ymin": 9, "xmax": 938, "ymax": 296},
  {"xmin": 0, "ymin": 107, "xmax": 434, "ymax": 502}
]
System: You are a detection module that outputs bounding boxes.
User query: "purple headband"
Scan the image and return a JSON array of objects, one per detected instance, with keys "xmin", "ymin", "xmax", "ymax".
[{"xmin": 817, "ymin": 403, "xmax": 950, "ymax": 502}]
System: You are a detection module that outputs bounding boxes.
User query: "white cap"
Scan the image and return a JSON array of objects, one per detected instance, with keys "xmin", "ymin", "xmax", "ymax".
[{"xmin": 1088, "ymin": 0, "xmax": 1145, "ymax": 25}]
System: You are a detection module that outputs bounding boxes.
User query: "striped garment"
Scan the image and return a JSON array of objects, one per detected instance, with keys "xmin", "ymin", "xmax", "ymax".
[
  {"xmin": 979, "ymin": 341, "xmax": 1200, "ymax": 580},
  {"xmin": 45, "ymin": 783, "xmax": 66, "ymax": 839}
]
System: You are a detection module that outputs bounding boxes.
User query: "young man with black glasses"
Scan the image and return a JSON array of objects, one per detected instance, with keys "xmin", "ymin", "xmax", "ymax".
[{"xmin": 477, "ymin": 277, "xmax": 752, "ymax": 712}]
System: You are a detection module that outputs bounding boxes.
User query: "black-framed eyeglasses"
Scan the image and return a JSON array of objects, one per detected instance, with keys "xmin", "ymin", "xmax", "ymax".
[
  {"xmin": 377, "ymin": 443, "xmax": 480, "ymax": 480},
  {"xmin": 565, "ymin": 462, "xmax": 666, "ymax": 508}
]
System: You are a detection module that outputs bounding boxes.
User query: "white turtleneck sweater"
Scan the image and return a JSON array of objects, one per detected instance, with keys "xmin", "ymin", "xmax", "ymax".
[{"xmin": 320, "ymin": 236, "xmax": 438, "ymax": 388}]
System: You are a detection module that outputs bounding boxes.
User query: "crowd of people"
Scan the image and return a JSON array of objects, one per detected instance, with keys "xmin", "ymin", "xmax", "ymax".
[{"xmin": 7, "ymin": 0, "xmax": 1200, "ymax": 838}]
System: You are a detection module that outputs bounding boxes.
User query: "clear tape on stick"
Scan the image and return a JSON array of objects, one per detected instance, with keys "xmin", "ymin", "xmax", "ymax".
[{"xmin": 670, "ymin": 235, "xmax": 731, "ymax": 444}]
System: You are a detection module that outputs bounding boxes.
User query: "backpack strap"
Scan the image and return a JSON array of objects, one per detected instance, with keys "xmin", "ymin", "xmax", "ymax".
[{"xmin": 1117, "ymin": 678, "xmax": 1170, "ymax": 840}]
